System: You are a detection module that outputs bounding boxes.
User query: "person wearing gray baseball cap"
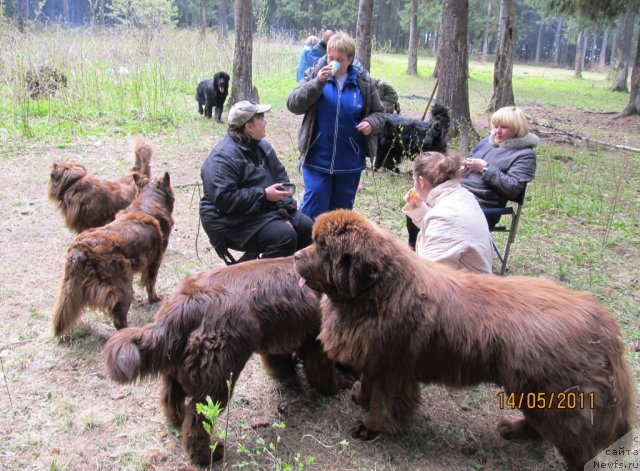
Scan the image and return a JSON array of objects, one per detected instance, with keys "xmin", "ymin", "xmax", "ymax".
[{"xmin": 200, "ymin": 101, "xmax": 313, "ymax": 261}]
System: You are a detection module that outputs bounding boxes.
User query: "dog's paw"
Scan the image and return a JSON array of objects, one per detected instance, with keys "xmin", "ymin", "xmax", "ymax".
[
  {"xmin": 349, "ymin": 420, "xmax": 379, "ymax": 441},
  {"xmin": 337, "ymin": 370, "xmax": 357, "ymax": 391},
  {"xmin": 497, "ymin": 417, "xmax": 541, "ymax": 441},
  {"xmin": 351, "ymin": 380, "xmax": 364, "ymax": 405},
  {"xmin": 148, "ymin": 293, "xmax": 164, "ymax": 304},
  {"xmin": 350, "ymin": 380, "xmax": 370, "ymax": 409}
]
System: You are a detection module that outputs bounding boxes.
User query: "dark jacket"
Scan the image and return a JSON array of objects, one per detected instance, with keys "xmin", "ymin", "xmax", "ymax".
[
  {"xmin": 287, "ymin": 56, "xmax": 386, "ymax": 167},
  {"xmin": 462, "ymin": 133, "xmax": 538, "ymax": 208},
  {"xmin": 200, "ymin": 135, "xmax": 300, "ymax": 247}
]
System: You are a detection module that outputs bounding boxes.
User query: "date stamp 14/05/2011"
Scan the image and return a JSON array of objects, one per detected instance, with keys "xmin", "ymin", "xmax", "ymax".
[{"xmin": 497, "ymin": 391, "xmax": 596, "ymax": 410}]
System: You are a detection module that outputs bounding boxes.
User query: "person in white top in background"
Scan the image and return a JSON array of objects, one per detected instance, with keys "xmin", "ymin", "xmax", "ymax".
[{"xmin": 402, "ymin": 152, "xmax": 493, "ymax": 274}]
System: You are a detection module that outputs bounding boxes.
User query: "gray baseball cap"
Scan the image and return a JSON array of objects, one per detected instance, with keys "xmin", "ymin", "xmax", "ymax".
[{"xmin": 228, "ymin": 101, "xmax": 271, "ymax": 127}]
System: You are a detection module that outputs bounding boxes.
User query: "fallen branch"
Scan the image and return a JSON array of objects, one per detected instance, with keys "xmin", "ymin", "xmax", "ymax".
[{"xmin": 529, "ymin": 118, "xmax": 640, "ymax": 153}]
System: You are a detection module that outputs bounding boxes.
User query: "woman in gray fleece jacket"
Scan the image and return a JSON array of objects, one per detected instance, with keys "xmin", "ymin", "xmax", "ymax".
[
  {"xmin": 461, "ymin": 106, "xmax": 538, "ymax": 228},
  {"xmin": 407, "ymin": 106, "xmax": 538, "ymax": 246}
]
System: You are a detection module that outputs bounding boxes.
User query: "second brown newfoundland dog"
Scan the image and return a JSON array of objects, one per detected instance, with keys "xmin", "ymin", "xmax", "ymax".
[
  {"xmin": 103, "ymin": 257, "xmax": 352, "ymax": 465},
  {"xmin": 293, "ymin": 209, "xmax": 635, "ymax": 471},
  {"xmin": 53, "ymin": 172, "xmax": 174, "ymax": 336}
]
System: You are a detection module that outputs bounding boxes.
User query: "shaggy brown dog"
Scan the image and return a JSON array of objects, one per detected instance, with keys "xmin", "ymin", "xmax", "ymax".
[
  {"xmin": 52, "ymin": 172, "xmax": 174, "ymax": 336},
  {"xmin": 103, "ymin": 257, "xmax": 352, "ymax": 465},
  {"xmin": 293, "ymin": 209, "xmax": 635, "ymax": 471},
  {"xmin": 48, "ymin": 136, "xmax": 153, "ymax": 233}
]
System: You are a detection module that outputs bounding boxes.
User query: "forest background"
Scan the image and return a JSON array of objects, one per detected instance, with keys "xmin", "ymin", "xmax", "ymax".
[{"xmin": 2, "ymin": 0, "xmax": 637, "ymax": 73}]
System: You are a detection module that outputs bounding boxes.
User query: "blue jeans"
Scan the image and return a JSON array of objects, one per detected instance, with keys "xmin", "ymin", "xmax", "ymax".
[{"xmin": 299, "ymin": 167, "xmax": 362, "ymax": 220}]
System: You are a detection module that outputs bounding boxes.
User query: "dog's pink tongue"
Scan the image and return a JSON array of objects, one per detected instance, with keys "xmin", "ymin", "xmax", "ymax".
[{"xmin": 298, "ymin": 277, "xmax": 306, "ymax": 288}]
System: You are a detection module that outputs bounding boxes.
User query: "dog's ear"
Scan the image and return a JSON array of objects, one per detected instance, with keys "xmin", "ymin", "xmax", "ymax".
[
  {"xmin": 162, "ymin": 172, "xmax": 170, "ymax": 187},
  {"xmin": 334, "ymin": 253, "xmax": 380, "ymax": 299}
]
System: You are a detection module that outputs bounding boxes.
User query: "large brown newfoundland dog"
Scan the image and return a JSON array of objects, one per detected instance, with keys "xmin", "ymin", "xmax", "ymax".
[
  {"xmin": 293, "ymin": 209, "xmax": 635, "ymax": 471},
  {"xmin": 48, "ymin": 136, "xmax": 153, "ymax": 233},
  {"xmin": 103, "ymin": 257, "xmax": 351, "ymax": 465},
  {"xmin": 52, "ymin": 172, "xmax": 174, "ymax": 336}
]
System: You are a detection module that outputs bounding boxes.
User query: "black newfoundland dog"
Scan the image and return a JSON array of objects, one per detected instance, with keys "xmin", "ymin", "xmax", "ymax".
[
  {"xmin": 375, "ymin": 104, "xmax": 450, "ymax": 172},
  {"xmin": 196, "ymin": 71, "xmax": 230, "ymax": 122}
]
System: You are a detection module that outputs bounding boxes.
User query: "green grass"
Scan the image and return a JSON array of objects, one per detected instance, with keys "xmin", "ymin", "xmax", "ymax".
[{"xmin": 0, "ymin": 26, "xmax": 631, "ymax": 148}]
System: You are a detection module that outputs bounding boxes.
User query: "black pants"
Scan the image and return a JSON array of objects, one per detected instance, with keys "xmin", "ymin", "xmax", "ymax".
[{"xmin": 244, "ymin": 215, "xmax": 314, "ymax": 258}]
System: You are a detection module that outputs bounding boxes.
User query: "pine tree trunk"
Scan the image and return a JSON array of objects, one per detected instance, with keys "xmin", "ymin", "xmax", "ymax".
[
  {"xmin": 231, "ymin": 0, "xmax": 253, "ymax": 104},
  {"xmin": 610, "ymin": 10, "xmax": 635, "ymax": 92},
  {"xmin": 481, "ymin": 0, "xmax": 493, "ymax": 62},
  {"xmin": 488, "ymin": 0, "xmax": 516, "ymax": 112},
  {"xmin": 355, "ymin": 0, "xmax": 374, "ymax": 72},
  {"xmin": 431, "ymin": 30, "xmax": 438, "ymax": 56},
  {"xmin": 407, "ymin": 0, "xmax": 419, "ymax": 75},
  {"xmin": 19, "ymin": 0, "xmax": 29, "ymax": 33},
  {"xmin": 574, "ymin": 29, "xmax": 584, "ymax": 78},
  {"xmin": 435, "ymin": 0, "xmax": 475, "ymax": 150},
  {"xmin": 200, "ymin": 0, "xmax": 207, "ymax": 37},
  {"xmin": 598, "ymin": 29, "xmax": 609, "ymax": 71},
  {"xmin": 534, "ymin": 23, "xmax": 543, "ymax": 65},
  {"xmin": 616, "ymin": 23, "xmax": 640, "ymax": 118},
  {"xmin": 62, "ymin": 0, "xmax": 69, "ymax": 25},
  {"xmin": 218, "ymin": 0, "xmax": 228, "ymax": 39},
  {"xmin": 432, "ymin": 25, "xmax": 441, "ymax": 79},
  {"xmin": 98, "ymin": 0, "xmax": 104, "ymax": 27},
  {"xmin": 553, "ymin": 17, "xmax": 564, "ymax": 66}
]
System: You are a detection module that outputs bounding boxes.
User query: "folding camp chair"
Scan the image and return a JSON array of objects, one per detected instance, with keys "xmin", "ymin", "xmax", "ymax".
[
  {"xmin": 209, "ymin": 231, "xmax": 259, "ymax": 266},
  {"xmin": 482, "ymin": 184, "xmax": 527, "ymax": 276}
]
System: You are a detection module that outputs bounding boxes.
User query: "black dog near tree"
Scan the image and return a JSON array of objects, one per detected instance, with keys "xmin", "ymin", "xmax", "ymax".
[
  {"xmin": 375, "ymin": 104, "xmax": 450, "ymax": 172},
  {"xmin": 196, "ymin": 71, "xmax": 230, "ymax": 122}
]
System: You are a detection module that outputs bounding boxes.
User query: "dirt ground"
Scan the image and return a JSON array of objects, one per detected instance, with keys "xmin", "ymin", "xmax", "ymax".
[{"xmin": 0, "ymin": 106, "xmax": 637, "ymax": 470}]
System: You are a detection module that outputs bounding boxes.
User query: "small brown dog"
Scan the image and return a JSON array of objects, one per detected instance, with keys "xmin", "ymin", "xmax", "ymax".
[
  {"xmin": 103, "ymin": 257, "xmax": 353, "ymax": 466},
  {"xmin": 294, "ymin": 209, "xmax": 635, "ymax": 471},
  {"xmin": 48, "ymin": 136, "xmax": 153, "ymax": 233},
  {"xmin": 52, "ymin": 172, "xmax": 174, "ymax": 336}
]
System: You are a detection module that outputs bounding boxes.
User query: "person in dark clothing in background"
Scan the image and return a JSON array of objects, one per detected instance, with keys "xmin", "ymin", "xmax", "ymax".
[
  {"xmin": 296, "ymin": 30, "xmax": 334, "ymax": 82},
  {"xmin": 200, "ymin": 101, "xmax": 313, "ymax": 259}
]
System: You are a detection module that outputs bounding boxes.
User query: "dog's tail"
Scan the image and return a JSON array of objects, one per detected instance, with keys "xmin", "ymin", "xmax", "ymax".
[
  {"xmin": 132, "ymin": 136, "xmax": 153, "ymax": 178},
  {"xmin": 52, "ymin": 247, "xmax": 90, "ymax": 337},
  {"xmin": 103, "ymin": 324, "xmax": 162, "ymax": 383},
  {"xmin": 103, "ymin": 285, "xmax": 230, "ymax": 383}
]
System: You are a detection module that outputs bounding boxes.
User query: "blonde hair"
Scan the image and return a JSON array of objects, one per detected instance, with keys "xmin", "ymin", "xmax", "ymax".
[
  {"xmin": 490, "ymin": 106, "xmax": 530, "ymax": 138},
  {"xmin": 413, "ymin": 152, "xmax": 461, "ymax": 187},
  {"xmin": 327, "ymin": 32, "xmax": 356, "ymax": 60},
  {"xmin": 305, "ymin": 35, "xmax": 320, "ymax": 45}
]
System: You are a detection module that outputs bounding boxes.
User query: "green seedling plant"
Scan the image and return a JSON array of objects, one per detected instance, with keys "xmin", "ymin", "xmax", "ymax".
[
  {"xmin": 196, "ymin": 396, "xmax": 224, "ymax": 469},
  {"xmin": 235, "ymin": 421, "xmax": 316, "ymax": 471},
  {"xmin": 196, "ymin": 373, "xmax": 234, "ymax": 469}
]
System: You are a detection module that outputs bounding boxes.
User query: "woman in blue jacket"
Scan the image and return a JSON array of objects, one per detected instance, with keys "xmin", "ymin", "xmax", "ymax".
[{"xmin": 287, "ymin": 32, "xmax": 385, "ymax": 220}]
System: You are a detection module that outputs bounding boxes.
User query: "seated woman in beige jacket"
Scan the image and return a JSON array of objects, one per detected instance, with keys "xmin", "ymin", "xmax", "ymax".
[{"xmin": 402, "ymin": 152, "xmax": 493, "ymax": 274}]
